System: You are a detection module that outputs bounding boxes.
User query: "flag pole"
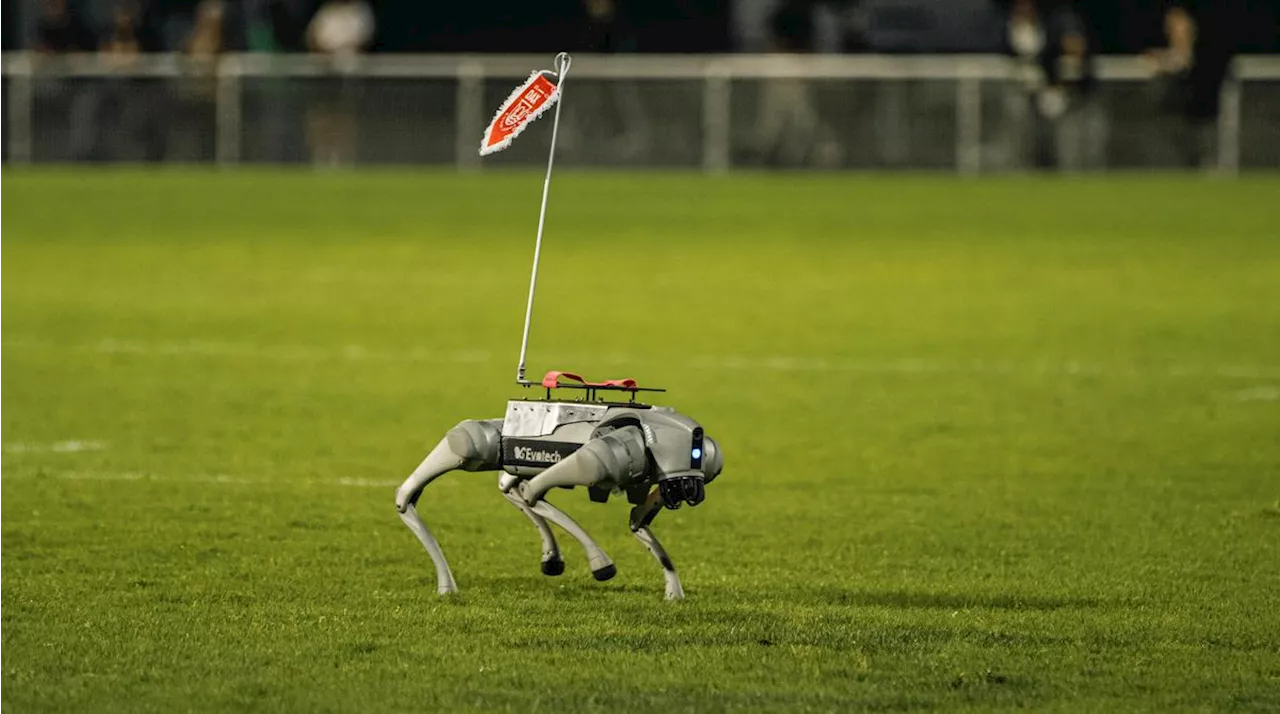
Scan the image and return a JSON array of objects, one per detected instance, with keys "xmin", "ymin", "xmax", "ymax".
[{"xmin": 516, "ymin": 52, "xmax": 571, "ymax": 386}]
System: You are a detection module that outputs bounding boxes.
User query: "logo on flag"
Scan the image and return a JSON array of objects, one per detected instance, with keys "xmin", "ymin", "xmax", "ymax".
[{"xmin": 480, "ymin": 70, "xmax": 561, "ymax": 156}]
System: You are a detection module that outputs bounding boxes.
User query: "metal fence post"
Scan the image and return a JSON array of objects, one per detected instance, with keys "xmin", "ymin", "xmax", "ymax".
[
  {"xmin": 454, "ymin": 60, "xmax": 484, "ymax": 171},
  {"xmin": 701, "ymin": 61, "xmax": 731, "ymax": 174},
  {"xmin": 7, "ymin": 53, "xmax": 34, "ymax": 164},
  {"xmin": 1217, "ymin": 72, "xmax": 1241, "ymax": 176},
  {"xmin": 956, "ymin": 65, "xmax": 982, "ymax": 176},
  {"xmin": 215, "ymin": 55, "xmax": 242, "ymax": 166}
]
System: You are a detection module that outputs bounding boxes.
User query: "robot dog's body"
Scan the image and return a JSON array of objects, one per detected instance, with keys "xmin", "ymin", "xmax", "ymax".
[{"xmin": 395, "ymin": 372, "xmax": 723, "ymax": 600}]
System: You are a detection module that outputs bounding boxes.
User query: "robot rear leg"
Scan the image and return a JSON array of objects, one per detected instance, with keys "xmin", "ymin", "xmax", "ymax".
[{"xmin": 395, "ymin": 419, "xmax": 503, "ymax": 594}]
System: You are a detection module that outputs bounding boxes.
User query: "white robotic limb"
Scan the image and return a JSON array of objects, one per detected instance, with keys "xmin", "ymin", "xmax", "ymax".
[
  {"xmin": 634, "ymin": 527, "xmax": 683, "ymax": 600},
  {"xmin": 517, "ymin": 425, "xmax": 685, "ymax": 597},
  {"xmin": 395, "ymin": 418, "xmax": 618, "ymax": 594},
  {"xmin": 395, "ymin": 419, "xmax": 506, "ymax": 594},
  {"xmin": 501, "ymin": 487, "xmax": 565, "ymax": 575},
  {"xmin": 629, "ymin": 489, "xmax": 685, "ymax": 600},
  {"xmin": 395, "ymin": 438, "xmax": 468, "ymax": 594},
  {"xmin": 531, "ymin": 500, "xmax": 616, "ymax": 580},
  {"xmin": 499, "ymin": 473, "xmax": 615, "ymax": 580}
]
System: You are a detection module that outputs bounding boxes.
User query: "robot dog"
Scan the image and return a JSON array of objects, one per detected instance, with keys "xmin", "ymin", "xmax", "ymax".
[
  {"xmin": 395, "ymin": 372, "xmax": 723, "ymax": 600},
  {"xmin": 395, "ymin": 53, "xmax": 724, "ymax": 600}
]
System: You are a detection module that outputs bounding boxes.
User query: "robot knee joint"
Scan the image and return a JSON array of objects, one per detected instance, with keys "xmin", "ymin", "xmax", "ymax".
[{"xmin": 395, "ymin": 483, "xmax": 421, "ymax": 513}]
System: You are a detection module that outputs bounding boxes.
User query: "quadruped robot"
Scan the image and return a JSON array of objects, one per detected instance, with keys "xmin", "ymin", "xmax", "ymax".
[
  {"xmin": 394, "ymin": 373, "xmax": 723, "ymax": 600},
  {"xmin": 394, "ymin": 53, "xmax": 725, "ymax": 601}
]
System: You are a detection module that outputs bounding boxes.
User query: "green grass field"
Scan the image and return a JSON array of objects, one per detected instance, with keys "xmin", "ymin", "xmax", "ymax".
[{"xmin": 3, "ymin": 171, "xmax": 1279, "ymax": 712}]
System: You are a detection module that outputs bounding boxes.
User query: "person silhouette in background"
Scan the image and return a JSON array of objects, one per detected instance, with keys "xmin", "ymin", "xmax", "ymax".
[
  {"xmin": 560, "ymin": 0, "xmax": 652, "ymax": 163},
  {"xmin": 1002, "ymin": 0, "xmax": 1102, "ymax": 171},
  {"xmin": 35, "ymin": 0, "xmax": 100, "ymax": 160},
  {"xmin": 99, "ymin": 1, "xmax": 167, "ymax": 161},
  {"xmin": 306, "ymin": 0, "xmax": 375, "ymax": 168},
  {"xmin": 246, "ymin": 0, "xmax": 309, "ymax": 162},
  {"xmin": 35, "ymin": 0, "xmax": 96, "ymax": 54},
  {"xmin": 185, "ymin": 0, "xmax": 226, "ymax": 58},
  {"xmin": 1145, "ymin": 1, "xmax": 1238, "ymax": 169},
  {"xmin": 167, "ymin": 0, "xmax": 226, "ymax": 162},
  {"xmin": 1145, "ymin": 5, "xmax": 1194, "ymax": 115},
  {"xmin": 749, "ymin": 1, "xmax": 843, "ymax": 168},
  {"xmin": 1040, "ymin": 1, "xmax": 1102, "ymax": 171}
]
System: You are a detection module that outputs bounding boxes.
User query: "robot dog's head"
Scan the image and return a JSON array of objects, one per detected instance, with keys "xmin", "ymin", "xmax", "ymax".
[
  {"xmin": 599, "ymin": 408, "xmax": 723, "ymax": 510},
  {"xmin": 656, "ymin": 431, "xmax": 723, "ymax": 509}
]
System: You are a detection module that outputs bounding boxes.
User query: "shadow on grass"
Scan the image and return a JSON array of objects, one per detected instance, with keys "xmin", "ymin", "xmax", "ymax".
[
  {"xmin": 453, "ymin": 573, "xmax": 662, "ymax": 600},
  {"xmin": 811, "ymin": 587, "xmax": 1103, "ymax": 611}
]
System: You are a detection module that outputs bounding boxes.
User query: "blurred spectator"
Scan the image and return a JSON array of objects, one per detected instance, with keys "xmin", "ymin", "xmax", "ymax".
[
  {"xmin": 1183, "ymin": 1, "xmax": 1245, "ymax": 164},
  {"xmin": 102, "ymin": 2, "xmax": 141, "ymax": 55},
  {"xmin": 308, "ymin": 0, "xmax": 374, "ymax": 57},
  {"xmin": 582, "ymin": 0, "xmax": 635, "ymax": 52},
  {"xmin": 247, "ymin": 0, "xmax": 307, "ymax": 52},
  {"xmin": 560, "ymin": 0, "xmax": 652, "ymax": 162},
  {"xmin": 1142, "ymin": 3, "xmax": 1206, "ymax": 167},
  {"xmin": 185, "ymin": 0, "xmax": 227, "ymax": 58},
  {"xmin": 1000, "ymin": 0, "xmax": 1045, "ymax": 168},
  {"xmin": 1000, "ymin": 0, "xmax": 1104, "ymax": 171},
  {"xmin": 99, "ymin": 1, "xmax": 167, "ymax": 161},
  {"xmin": 245, "ymin": 0, "xmax": 309, "ymax": 162},
  {"xmin": 1145, "ymin": 3, "xmax": 1194, "ymax": 115},
  {"xmin": 748, "ymin": 1, "xmax": 843, "ymax": 167},
  {"xmin": 35, "ymin": 0, "xmax": 97, "ymax": 53},
  {"xmin": 167, "ymin": 0, "xmax": 227, "ymax": 161},
  {"xmin": 768, "ymin": 0, "xmax": 814, "ymax": 52},
  {"xmin": 1005, "ymin": 2, "xmax": 1044, "ymax": 93},
  {"xmin": 1042, "ymin": 2, "xmax": 1104, "ymax": 170},
  {"xmin": 815, "ymin": 1, "xmax": 869, "ymax": 54},
  {"xmin": 306, "ymin": 0, "xmax": 375, "ymax": 167},
  {"xmin": 35, "ymin": 0, "xmax": 99, "ymax": 160}
]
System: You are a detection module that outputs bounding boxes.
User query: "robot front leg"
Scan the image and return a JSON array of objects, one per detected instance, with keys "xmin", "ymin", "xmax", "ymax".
[
  {"xmin": 531, "ymin": 499, "xmax": 615, "ymax": 581},
  {"xmin": 395, "ymin": 419, "xmax": 502, "ymax": 594},
  {"xmin": 630, "ymin": 489, "xmax": 685, "ymax": 601},
  {"xmin": 501, "ymin": 472, "xmax": 615, "ymax": 580},
  {"xmin": 518, "ymin": 426, "xmax": 649, "ymax": 582},
  {"xmin": 499, "ymin": 474, "xmax": 565, "ymax": 576},
  {"xmin": 512, "ymin": 469, "xmax": 617, "ymax": 581}
]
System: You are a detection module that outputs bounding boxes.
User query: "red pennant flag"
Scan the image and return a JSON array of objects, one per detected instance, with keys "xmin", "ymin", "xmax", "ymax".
[{"xmin": 480, "ymin": 70, "xmax": 561, "ymax": 156}]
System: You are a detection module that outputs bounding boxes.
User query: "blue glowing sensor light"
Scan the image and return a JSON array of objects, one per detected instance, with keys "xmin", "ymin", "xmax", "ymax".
[{"xmin": 691, "ymin": 448, "xmax": 702, "ymax": 459}]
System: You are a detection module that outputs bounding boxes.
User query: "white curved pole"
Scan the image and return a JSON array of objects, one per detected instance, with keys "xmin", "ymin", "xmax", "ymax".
[{"xmin": 517, "ymin": 52, "xmax": 572, "ymax": 385}]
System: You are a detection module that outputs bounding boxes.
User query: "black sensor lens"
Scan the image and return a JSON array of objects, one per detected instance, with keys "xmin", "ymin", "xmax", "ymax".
[{"xmin": 660, "ymin": 474, "xmax": 705, "ymax": 509}]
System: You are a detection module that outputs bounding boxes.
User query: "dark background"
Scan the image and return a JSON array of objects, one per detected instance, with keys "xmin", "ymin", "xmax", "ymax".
[
  {"xmin": 4, "ymin": 0, "xmax": 1278, "ymax": 54},
  {"xmin": 374, "ymin": 0, "xmax": 732, "ymax": 54},
  {"xmin": 344, "ymin": 0, "xmax": 1280, "ymax": 55}
]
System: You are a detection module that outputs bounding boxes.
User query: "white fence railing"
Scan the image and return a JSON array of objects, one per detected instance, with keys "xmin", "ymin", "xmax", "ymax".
[{"xmin": 4, "ymin": 52, "xmax": 1279, "ymax": 172}]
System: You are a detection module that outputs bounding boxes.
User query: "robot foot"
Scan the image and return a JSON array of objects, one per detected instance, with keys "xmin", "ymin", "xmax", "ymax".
[
  {"xmin": 541, "ymin": 557, "xmax": 566, "ymax": 576},
  {"xmin": 592, "ymin": 563, "xmax": 618, "ymax": 582}
]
